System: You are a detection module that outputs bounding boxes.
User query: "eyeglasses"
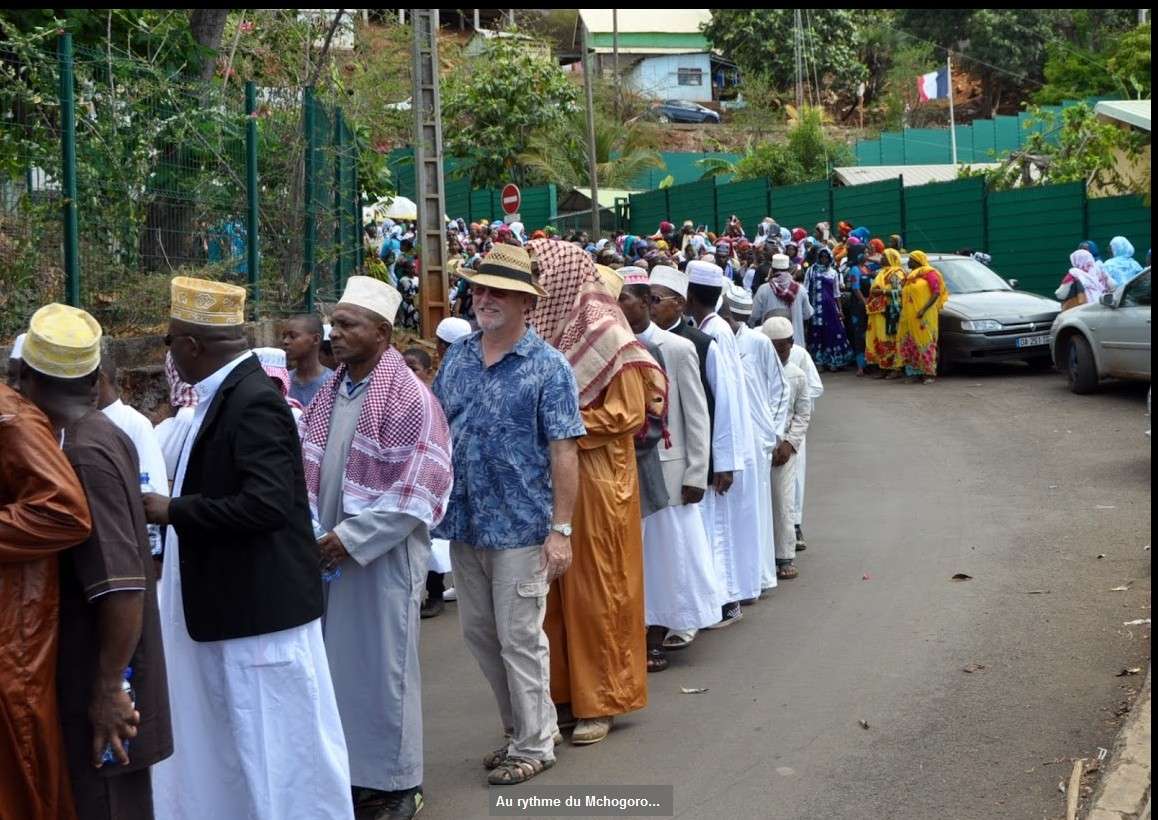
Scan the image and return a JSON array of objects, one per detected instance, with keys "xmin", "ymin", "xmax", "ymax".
[
  {"xmin": 471, "ymin": 284, "xmax": 519, "ymax": 300},
  {"xmin": 648, "ymin": 294, "xmax": 680, "ymax": 306}
]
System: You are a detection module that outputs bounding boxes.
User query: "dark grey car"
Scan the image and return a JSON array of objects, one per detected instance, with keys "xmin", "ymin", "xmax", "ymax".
[{"xmin": 904, "ymin": 254, "xmax": 1061, "ymax": 373}]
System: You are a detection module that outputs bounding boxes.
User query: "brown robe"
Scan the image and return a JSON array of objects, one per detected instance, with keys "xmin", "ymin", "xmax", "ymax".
[
  {"xmin": 0, "ymin": 384, "xmax": 91, "ymax": 820},
  {"xmin": 545, "ymin": 367, "xmax": 649, "ymax": 719}
]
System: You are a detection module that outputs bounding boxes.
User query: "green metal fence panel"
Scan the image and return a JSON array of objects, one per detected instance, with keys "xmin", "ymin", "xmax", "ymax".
[
  {"xmin": 714, "ymin": 178, "xmax": 769, "ymax": 235},
  {"xmin": 994, "ymin": 116, "xmax": 1020, "ymax": 153},
  {"xmin": 665, "ymin": 179, "xmax": 717, "ymax": 232},
  {"xmin": 880, "ymin": 132, "xmax": 906, "ymax": 164},
  {"xmin": 972, "ymin": 119, "xmax": 997, "ymax": 161},
  {"xmin": 628, "ymin": 189, "xmax": 669, "ymax": 236},
  {"xmin": 628, "ymin": 151, "xmax": 740, "ymax": 189},
  {"xmin": 904, "ymin": 129, "xmax": 950, "ymax": 164},
  {"xmin": 519, "ymin": 184, "xmax": 557, "ymax": 231},
  {"xmin": 855, "ymin": 139, "xmax": 882, "ymax": 166},
  {"xmin": 903, "ymin": 177, "xmax": 987, "ymax": 254},
  {"xmin": 770, "ymin": 180, "xmax": 831, "ymax": 232},
  {"xmin": 833, "ymin": 178, "xmax": 903, "ymax": 238},
  {"xmin": 469, "ymin": 188, "xmax": 498, "ymax": 223},
  {"xmin": 987, "ymin": 182, "xmax": 1085, "ymax": 295},
  {"xmin": 1086, "ymin": 194, "xmax": 1152, "ymax": 270},
  {"xmin": 444, "ymin": 177, "xmax": 472, "ymax": 226}
]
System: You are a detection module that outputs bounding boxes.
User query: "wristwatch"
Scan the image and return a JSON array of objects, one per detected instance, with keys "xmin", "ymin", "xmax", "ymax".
[{"xmin": 551, "ymin": 523, "xmax": 573, "ymax": 537}]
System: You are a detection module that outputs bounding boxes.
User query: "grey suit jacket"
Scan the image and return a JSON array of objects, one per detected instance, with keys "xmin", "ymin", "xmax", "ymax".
[{"xmin": 650, "ymin": 326, "xmax": 711, "ymax": 501}]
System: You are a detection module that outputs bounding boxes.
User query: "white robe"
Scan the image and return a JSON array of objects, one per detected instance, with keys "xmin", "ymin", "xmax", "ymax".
[
  {"xmin": 734, "ymin": 326, "xmax": 790, "ymax": 590},
  {"xmin": 696, "ymin": 313, "xmax": 762, "ymax": 603},
  {"xmin": 154, "ymin": 406, "xmax": 196, "ymax": 488},
  {"xmin": 103, "ymin": 399, "xmax": 169, "ymax": 499},
  {"xmin": 788, "ymin": 345, "xmax": 823, "ymax": 527},
  {"xmin": 152, "ymin": 352, "xmax": 352, "ymax": 820},
  {"xmin": 638, "ymin": 323, "xmax": 722, "ymax": 630}
]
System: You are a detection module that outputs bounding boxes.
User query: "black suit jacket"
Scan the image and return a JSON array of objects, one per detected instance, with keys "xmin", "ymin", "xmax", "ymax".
[{"xmin": 169, "ymin": 355, "xmax": 323, "ymax": 642}]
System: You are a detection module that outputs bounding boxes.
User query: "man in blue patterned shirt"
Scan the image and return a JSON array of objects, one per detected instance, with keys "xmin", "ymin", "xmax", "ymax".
[{"xmin": 431, "ymin": 243, "xmax": 584, "ymax": 786}]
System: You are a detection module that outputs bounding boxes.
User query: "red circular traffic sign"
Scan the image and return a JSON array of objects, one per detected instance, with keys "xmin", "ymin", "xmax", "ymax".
[{"xmin": 501, "ymin": 183, "xmax": 521, "ymax": 215}]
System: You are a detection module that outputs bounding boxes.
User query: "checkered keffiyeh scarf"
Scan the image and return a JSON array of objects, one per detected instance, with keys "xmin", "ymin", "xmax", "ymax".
[
  {"xmin": 299, "ymin": 346, "xmax": 452, "ymax": 527},
  {"xmin": 525, "ymin": 239, "xmax": 667, "ymax": 424},
  {"xmin": 165, "ymin": 352, "xmax": 197, "ymax": 408}
]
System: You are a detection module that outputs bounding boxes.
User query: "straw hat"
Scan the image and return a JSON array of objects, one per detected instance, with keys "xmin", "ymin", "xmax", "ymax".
[{"xmin": 457, "ymin": 243, "xmax": 547, "ymax": 297}]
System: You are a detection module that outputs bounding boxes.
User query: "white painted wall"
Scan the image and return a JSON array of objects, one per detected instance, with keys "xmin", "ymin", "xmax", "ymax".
[{"xmin": 625, "ymin": 53, "xmax": 713, "ymax": 102}]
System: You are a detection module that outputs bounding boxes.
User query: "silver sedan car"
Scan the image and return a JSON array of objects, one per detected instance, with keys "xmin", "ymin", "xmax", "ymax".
[
  {"xmin": 1049, "ymin": 267, "xmax": 1152, "ymax": 393},
  {"xmin": 906, "ymin": 254, "xmax": 1061, "ymax": 373}
]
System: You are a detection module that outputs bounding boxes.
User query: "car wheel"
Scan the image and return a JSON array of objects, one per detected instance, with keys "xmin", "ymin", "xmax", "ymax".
[
  {"xmin": 936, "ymin": 354, "xmax": 954, "ymax": 377},
  {"xmin": 657, "ymin": 114, "xmax": 671, "ymax": 124},
  {"xmin": 1064, "ymin": 335, "xmax": 1098, "ymax": 394},
  {"xmin": 1026, "ymin": 355, "xmax": 1055, "ymax": 372}
]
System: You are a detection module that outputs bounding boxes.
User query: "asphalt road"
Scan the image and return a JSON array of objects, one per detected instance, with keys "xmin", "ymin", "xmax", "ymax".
[{"xmin": 416, "ymin": 365, "xmax": 1152, "ymax": 820}]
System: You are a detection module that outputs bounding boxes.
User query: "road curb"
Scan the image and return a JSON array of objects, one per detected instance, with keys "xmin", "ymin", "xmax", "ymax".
[{"xmin": 1086, "ymin": 665, "xmax": 1151, "ymax": 820}]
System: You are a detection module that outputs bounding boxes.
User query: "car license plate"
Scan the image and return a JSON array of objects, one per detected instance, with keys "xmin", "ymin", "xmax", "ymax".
[{"xmin": 1016, "ymin": 333, "xmax": 1050, "ymax": 348}]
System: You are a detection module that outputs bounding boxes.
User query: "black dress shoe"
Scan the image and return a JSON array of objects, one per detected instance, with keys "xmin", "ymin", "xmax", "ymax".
[{"xmin": 420, "ymin": 598, "xmax": 444, "ymax": 619}]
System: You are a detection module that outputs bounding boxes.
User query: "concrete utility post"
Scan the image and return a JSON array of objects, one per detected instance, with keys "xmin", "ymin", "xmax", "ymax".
[
  {"xmin": 411, "ymin": 9, "xmax": 449, "ymax": 336},
  {"xmin": 582, "ymin": 20, "xmax": 600, "ymax": 239}
]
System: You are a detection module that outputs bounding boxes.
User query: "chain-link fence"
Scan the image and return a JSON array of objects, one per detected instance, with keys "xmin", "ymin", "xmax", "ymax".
[{"xmin": 0, "ymin": 33, "xmax": 362, "ymax": 341}]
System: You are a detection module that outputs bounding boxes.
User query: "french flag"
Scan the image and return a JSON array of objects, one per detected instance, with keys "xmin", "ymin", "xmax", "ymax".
[{"xmin": 916, "ymin": 68, "xmax": 949, "ymax": 102}]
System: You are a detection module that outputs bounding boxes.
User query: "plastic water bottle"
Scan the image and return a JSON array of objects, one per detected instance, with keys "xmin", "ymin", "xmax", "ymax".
[
  {"xmin": 314, "ymin": 517, "xmax": 341, "ymax": 583},
  {"xmin": 100, "ymin": 667, "xmax": 134, "ymax": 766},
  {"xmin": 138, "ymin": 473, "xmax": 163, "ymax": 557}
]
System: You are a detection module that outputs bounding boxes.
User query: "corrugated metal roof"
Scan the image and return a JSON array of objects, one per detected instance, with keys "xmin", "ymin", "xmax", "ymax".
[
  {"xmin": 579, "ymin": 10, "xmax": 711, "ymax": 35},
  {"xmin": 834, "ymin": 164, "xmax": 1001, "ymax": 187},
  {"xmin": 1094, "ymin": 99, "xmax": 1151, "ymax": 132}
]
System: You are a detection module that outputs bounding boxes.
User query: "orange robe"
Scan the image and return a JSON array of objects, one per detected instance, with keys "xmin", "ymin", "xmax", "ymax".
[
  {"xmin": 545, "ymin": 367, "xmax": 649, "ymax": 719},
  {"xmin": 0, "ymin": 385, "xmax": 90, "ymax": 820}
]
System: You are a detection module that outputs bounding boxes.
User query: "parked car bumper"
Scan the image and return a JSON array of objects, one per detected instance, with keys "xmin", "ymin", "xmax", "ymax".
[{"xmin": 940, "ymin": 328, "xmax": 1054, "ymax": 363}]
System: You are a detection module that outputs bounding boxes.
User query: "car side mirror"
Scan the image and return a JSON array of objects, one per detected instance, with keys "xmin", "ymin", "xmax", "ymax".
[
  {"xmin": 1100, "ymin": 292, "xmax": 1116, "ymax": 308},
  {"xmin": 1007, "ymin": 278, "xmax": 1019, "ymax": 289}
]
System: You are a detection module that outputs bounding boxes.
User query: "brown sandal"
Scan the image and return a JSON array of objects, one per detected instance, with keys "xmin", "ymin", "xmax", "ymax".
[
  {"xmin": 483, "ymin": 746, "xmax": 509, "ymax": 770},
  {"xmin": 487, "ymin": 756, "xmax": 554, "ymax": 785},
  {"xmin": 777, "ymin": 563, "xmax": 799, "ymax": 580},
  {"xmin": 647, "ymin": 648, "xmax": 669, "ymax": 673}
]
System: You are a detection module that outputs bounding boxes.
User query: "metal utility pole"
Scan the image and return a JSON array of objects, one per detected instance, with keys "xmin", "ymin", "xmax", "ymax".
[
  {"xmin": 582, "ymin": 20, "xmax": 600, "ymax": 239},
  {"xmin": 411, "ymin": 9, "xmax": 449, "ymax": 337},
  {"xmin": 793, "ymin": 9, "xmax": 804, "ymax": 111},
  {"xmin": 947, "ymin": 52, "xmax": 958, "ymax": 167},
  {"xmin": 612, "ymin": 9, "xmax": 620, "ymax": 121}
]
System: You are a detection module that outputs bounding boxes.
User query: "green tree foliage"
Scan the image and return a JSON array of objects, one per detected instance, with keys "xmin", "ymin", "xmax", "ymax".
[
  {"xmin": 698, "ymin": 106, "xmax": 852, "ymax": 185},
  {"xmin": 961, "ymin": 104, "xmax": 1147, "ymax": 198},
  {"xmin": 441, "ymin": 34, "xmax": 580, "ymax": 188},
  {"xmin": 1034, "ymin": 22, "xmax": 1151, "ymax": 104},
  {"xmin": 518, "ymin": 106, "xmax": 664, "ymax": 192},
  {"xmin": 702, "ymin": 9, "xmax": 868, "ymax": 96}
]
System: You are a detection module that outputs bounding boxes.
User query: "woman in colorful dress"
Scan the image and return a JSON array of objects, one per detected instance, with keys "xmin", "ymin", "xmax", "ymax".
[
  {"xmin": 897, "ymin": 250, "xmax": 950, "ymax": 384},
  {"xmin": 805, "ymin": 247, "xmax": 855, "ymax": 371},
  {"xmin": 866, "ymin": 248, "xmax": 906, "ymax": 379}
]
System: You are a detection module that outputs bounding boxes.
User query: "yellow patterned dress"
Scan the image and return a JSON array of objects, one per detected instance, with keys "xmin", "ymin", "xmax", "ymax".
[
  {"xmin": 897, "ymin": 250, "xmax": 950, "ymax": 377},
  {"xmin": 866, "ymin": 248, "xmax": 905, "ymax": 370}
]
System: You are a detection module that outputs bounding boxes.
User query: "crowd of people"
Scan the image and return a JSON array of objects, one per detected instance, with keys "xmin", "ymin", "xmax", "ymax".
[
  {"xmin": 2, "ymin": 224, "xmax": 828, "ymax": 818},
  {"xmin": 422, "ymin": 216, "xmax": 958, "ymax": 384},
  {"xmin": 4, "ymin": 206, "xmax": 1148, "ymax": 820}
]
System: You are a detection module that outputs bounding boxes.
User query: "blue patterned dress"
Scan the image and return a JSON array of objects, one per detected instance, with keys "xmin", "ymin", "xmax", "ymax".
[{"xmin": 806, "ymin": 263, "xmax": 855, "ymax": 369}]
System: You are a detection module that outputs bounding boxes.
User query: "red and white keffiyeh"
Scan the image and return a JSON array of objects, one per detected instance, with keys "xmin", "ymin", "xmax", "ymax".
[
  {"xmin": 165, "ymin": 351, "xmax": 197, "ymax": 408},
  {"xmin": 299, "ymin": 346, "xmax": 452, "ymax": 527}
]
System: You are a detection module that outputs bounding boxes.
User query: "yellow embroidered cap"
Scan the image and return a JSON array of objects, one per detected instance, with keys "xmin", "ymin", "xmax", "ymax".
[
  {"xmin": 22, "ymin": 303, "xmax": 103, "ymax": 379},
  {"xmin": 170, "ymin": 276, "xmax": 247, "ymax": 325}
]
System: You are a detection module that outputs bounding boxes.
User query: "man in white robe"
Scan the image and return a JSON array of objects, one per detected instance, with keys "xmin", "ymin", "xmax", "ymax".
[
  {"xmin": 683, "ymin": 260, "xmax": 761, "ymax": 627},
  {"xmin": 788, "ymin": 338, "xmax": 823, "ymax": 551},
  {"xmin": 97, "ymin": 353, "xmax": 169, "ymax": 555},
  {"xmin": 145, "ymin": 276, "xmax": 352, "ymax": 820},
  {"xmin": 616, "ymin": 268, "xmax": 721, "ymax": 668},
  {"xmin": 719, "ymin": 285, "xmax": 790, "ymax": 592},
  {"xmin": 300, "ymin": 277, "xmax": 453, "ymax": 820},
  {"xmin": 762, "ymin": 317, "xmax": 813, "ymax": 579}
]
